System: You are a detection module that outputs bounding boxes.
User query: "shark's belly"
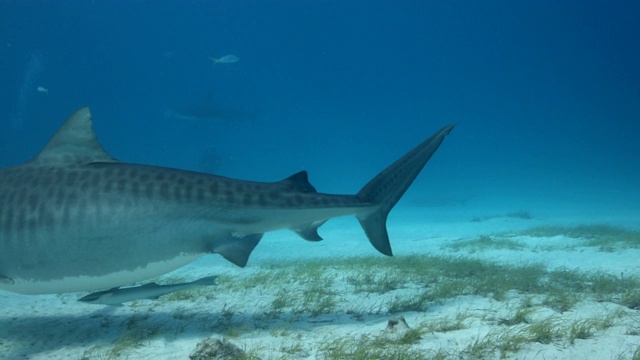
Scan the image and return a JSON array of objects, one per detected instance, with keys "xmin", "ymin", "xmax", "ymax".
[
  {"xmin": 2, "ymin": 253, "xmax": 201, "ymax": 295},
  {"xmin": 0, "ymin": 202, "xmax": 212, "ymax": 294}
]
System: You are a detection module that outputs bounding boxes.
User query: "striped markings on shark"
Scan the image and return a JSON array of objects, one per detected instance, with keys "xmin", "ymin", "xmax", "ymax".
[{"xmin": 0, "ymin": 107, "xmax": 455, "ymax": 296}]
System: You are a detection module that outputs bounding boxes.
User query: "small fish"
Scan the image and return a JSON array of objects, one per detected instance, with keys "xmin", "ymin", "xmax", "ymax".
[
  {"xmin": 209, "ymin": 54, "xmax": 239, "ymax": 64},
  {"xmin": 78, "ymin": 275, "xmax": 218, "ymax": 306},
  {"xmin": 0, "ymin": 275, "xmax": 14, "ymax": 285},
  {"xmin": 37, "ymin": 86, "xmax": 48, "ymax": 94}
]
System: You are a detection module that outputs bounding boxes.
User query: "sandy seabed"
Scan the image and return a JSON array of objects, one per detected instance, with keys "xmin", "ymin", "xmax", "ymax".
[{"xmin": 1, "ymin": 205, "xmax": 639, "ymax": 360}]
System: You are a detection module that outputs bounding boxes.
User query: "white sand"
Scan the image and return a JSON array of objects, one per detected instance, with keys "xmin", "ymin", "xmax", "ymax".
[{"xmin": 1, "ymin": 204, "xmax": 639, "ymax": 359}]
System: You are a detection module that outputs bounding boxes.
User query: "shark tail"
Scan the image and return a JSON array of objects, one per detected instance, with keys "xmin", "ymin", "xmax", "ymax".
[{"xmin": 355, "ymin": 124, "xmax": 456, "ymax": 256}]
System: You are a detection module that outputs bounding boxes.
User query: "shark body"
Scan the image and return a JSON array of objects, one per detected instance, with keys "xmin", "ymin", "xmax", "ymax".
[
  {"xmin": 0, "ymin": 107, "xmax": 455, "ymax": 295},
  {"xmin": 78, "ymin": 275, "xmax": 218, "ymax": 306},
  {"xmin": 164, "ymin": 92, "xmax": 258, "ymax": 123},
  {"xmin": 164, "ymin": 106, "xmax": 256, "ymax": 123}
]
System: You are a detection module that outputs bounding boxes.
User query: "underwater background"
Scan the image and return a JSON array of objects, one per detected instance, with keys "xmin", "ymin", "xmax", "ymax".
[
  {"xmin": 2, "ymin": 0, "xmax": 639, "ymax": 220},
  {"xmin": 1, "ymin": 1, "xmax": 640, "ymax": 359}
]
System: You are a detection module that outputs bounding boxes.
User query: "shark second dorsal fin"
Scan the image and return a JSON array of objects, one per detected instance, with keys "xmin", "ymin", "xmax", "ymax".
[
  {"xmin": 278, "ymin": 171, "xmax": 317, "ymax": 193},
  {"xmin": 29, "ymin": 107, "xmax": 117, "ymax": 166}
]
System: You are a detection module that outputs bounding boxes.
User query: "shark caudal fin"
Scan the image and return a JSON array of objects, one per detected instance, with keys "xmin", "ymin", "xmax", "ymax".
[{"xmin": 356, "ymin": 124, "xmax": 456, "ymax": 256}]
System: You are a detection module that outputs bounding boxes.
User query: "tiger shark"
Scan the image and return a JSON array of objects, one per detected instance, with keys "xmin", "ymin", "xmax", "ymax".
[
  {"xmin": 164, "ymin": 92, "xmax": 258, "ymax": 123},
  {"xmin": 0, "ymin": 107, "xmax": 455, "ymax": 295}
]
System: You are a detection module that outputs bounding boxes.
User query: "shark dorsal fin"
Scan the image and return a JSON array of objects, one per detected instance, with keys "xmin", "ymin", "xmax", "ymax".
[
  {"xmin": 279, "ymin": 171, "xmax": 317, "ymax": 193},
  {"xmin": 30, "ymin": 107, "xmax": 117, "ymax": 166}
]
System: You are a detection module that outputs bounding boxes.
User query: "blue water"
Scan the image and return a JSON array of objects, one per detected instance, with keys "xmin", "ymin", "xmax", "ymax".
[
  {"xmin": 2, "ymin": 2, "xmax": 640, "ymax": 358},
  {"xmin": 2, "ymin": 1, "xmax": 639, "ymax": 219}
]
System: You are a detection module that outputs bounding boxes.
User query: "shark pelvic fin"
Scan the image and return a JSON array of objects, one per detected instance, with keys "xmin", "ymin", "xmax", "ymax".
[
  {"xmin": 29, "ymin": 107, "xmax": 117, "ymax": 166},
  {"xmin": 210, "ymin": 233, "xmax": 263, "ymax": 267},
  {"xmin": 356, "ymin": 124, "xmax": 456, "ymax": 256},
  {"xmin": 292, "ymin": 220, "xmax": 327, "ymax": 241}
]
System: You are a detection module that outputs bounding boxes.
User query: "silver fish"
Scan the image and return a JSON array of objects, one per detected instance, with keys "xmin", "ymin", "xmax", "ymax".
[{"xmin": 209, "ymin": 54, "xmax": 239, "ymax": 64}]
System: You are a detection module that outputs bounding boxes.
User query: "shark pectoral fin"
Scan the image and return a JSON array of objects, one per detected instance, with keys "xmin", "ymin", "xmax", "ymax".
[
  {"xmin": 292, "ymin": 220, "xmax": 327, "ymax": 241},
  {"xmin": 211, "ymin": 233, "xmax": 263, "ymax": 267},
  {"xmin": 0, "ymin": 275, "xmax": 15, "ymax": 285}
]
